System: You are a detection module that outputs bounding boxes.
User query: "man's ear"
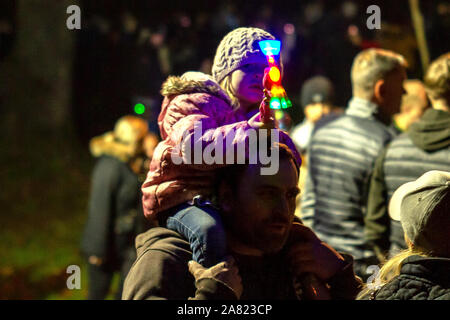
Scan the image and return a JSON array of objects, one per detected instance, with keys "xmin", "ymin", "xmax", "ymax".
[
  {"xmin": 373, "ymin": 79, "xmax": 386, "ymax": 104},
  {"xmin": 218, "ymin": 182, "xmax": 233, "ymax": 213}
]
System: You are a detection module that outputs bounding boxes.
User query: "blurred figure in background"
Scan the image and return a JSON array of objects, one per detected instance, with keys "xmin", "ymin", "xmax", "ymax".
[
  {"xmin": 80, "ymin": 116, "xmax": 157, "ymax": 299},
  {"xmin": 290, "ymin": 76, "xmax": 343, "ymax": 219},
  {"xmin": 301, "ymin": 48, "xmax": 407, "ymax": 281},
  {"xmin": 290, "ymin": 76, "xmax": 338, "ymax": 155},
  {"xmin": 365, "ymin": 53, "xmax": 450, "ymax": 262},
  {"xmin": 391, "ymin": 79, "xmax": 429, "ymax": 134}
]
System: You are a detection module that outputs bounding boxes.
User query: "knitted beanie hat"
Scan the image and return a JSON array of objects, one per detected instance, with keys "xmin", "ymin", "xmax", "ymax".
[{"xmin": 212, "ymin": 27, "xmax": 275, "ymax": 83}]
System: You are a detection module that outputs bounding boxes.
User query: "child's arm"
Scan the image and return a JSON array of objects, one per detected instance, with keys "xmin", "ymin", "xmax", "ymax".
[{"xmin": 163, "ymin": 95, "xmax": 301, "ymax": 169}]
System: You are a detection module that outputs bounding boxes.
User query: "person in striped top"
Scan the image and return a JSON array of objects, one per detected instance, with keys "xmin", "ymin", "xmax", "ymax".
[
  {"xmin": 365, "ymin": 53, "xmax": 450, "ymax": 262},
  {"xmin": 300, "ymin": 48, "xmax": 407, "ymax": 281}
]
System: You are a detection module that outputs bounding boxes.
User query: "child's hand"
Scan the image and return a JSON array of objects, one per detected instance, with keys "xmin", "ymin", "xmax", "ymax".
[
  {"xmin": 248, "ymin": 89, "xmax": 275, "ymax": 130},
  {"xmin": 188, "ymin": 256, "xmax": 243, "ymax": 299},
  {"xmin": 260, "ymin": 88, "xmax": 275, "ymax": 125}
]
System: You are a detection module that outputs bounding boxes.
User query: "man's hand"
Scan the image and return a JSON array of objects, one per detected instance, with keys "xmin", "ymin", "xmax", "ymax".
[
  {"xmin": 188, "ymin": 256, "xmax": 243, "ymax": 299},
  {"xmin": 286, "ymin": 223, "xmax": 346, "ymax": 281}
]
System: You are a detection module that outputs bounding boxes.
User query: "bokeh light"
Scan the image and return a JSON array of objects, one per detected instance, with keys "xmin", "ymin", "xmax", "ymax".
[{"xmin": 134, "ymin": 103, "xmax": 146, "ymax": 115}]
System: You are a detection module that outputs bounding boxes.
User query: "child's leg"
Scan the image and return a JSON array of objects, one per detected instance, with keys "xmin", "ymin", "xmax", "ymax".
[{"xmin": 166, "ymin": 203, "xmax": 226, "ymax": 267}]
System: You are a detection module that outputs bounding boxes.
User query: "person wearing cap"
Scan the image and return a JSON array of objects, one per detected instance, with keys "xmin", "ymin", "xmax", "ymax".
[
  {"xmin": 365, "ymin": 53, "xmax": 450, "ymax": 262},
  {"xmin": 290, "ymin": 76, "xmax": 342, "ymax": 154},
  {"xmin": 140, "ymin": 27, "xmax": 301, "ymax": 270},
  {"xmin": 300, "ymin": 49, "xmax": 408, "ymax": 281},
  {"xmin": 81, "ymin": 115, "xmax": 156, "ymax": 299},
  {"xmin": 290, "ymin": 76, "xmax": 343, "ymax": 220},
  {"xmin": 358, "ymin": 170, "xmax": 450, "ymax": 300}
]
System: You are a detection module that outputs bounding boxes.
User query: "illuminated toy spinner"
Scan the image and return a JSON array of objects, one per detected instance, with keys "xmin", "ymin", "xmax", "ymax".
[{"xmin": 259, "ymin": 40, "xmax": 292, "ymax": 110}]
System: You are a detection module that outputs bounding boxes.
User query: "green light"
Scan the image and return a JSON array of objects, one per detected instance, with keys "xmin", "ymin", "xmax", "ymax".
[
  {"xmin": 281, "ymin": 98, "xmax": 288, "ymax": 109},
  {"xmin": 270, "ymin": 97, "xmax": 281, "ymax": 109},
  {"xmin": 134, "ymin": 103, "xmax": 146, "ymax": 115}
]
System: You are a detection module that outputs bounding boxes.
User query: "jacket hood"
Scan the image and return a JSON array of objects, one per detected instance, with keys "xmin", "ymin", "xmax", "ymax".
[
  {"xmin": 160, "ymin": 71, "xmax": 232, "ymax": 105},
  {"xmin": 90, "ymin": 132, "xmax": 139, "ymax": 162},
  {"xmin": 408, "ymin": 109, "xmax": 450, "ymax": 151}
]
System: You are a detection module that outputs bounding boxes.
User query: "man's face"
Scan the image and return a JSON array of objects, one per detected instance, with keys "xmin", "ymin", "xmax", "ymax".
[{"xmin": 221, "ymin": 157, "xmax": 300, "ymax": 255}]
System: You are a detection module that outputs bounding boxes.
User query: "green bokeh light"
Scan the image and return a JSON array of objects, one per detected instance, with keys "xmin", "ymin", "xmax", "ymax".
[{"xmin": 134, "ymin": 103, "xmax": 146, "ymax": 115}]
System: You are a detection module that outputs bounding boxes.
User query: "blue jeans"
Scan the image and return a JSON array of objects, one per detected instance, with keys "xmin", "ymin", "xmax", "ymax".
[{"xmin": 166, "ymin": 202, "xmax": 227, "ymax": 268}]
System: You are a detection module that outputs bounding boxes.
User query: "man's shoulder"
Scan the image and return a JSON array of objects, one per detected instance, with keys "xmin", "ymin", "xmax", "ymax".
[
  {"xmin": 135, "ymin": 227, "xmax": 192, "ymax": 259},
  {"xmin": 314, "ymin": 115, "xmax": 392, "ymax": 146},
  {"xmin": 386, "ymin": 132, "xmax": 413, "ymax": 148},
  {"xmin": 123, "ymin": 227, "xmax": 194, "ymax": 300}
]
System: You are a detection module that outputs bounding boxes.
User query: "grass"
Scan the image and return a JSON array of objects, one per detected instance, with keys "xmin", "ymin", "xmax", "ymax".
[{"xmin": 0, "ymin": 125, "xmax": 120, "ymax": 299}]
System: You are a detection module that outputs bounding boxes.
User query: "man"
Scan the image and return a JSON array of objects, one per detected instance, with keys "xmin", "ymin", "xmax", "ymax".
[
  {"xmin": 391, "ymin": 79, "xmax": 429, "ymax": 134},
  {"xmin": 300, "ymin": 48, "xmax": 407, "ymax": 280},
  {"xmin": 122, "ymin": 144, "xmax": 361, "ymax": 300},
  {"xmin": 365, "ymin": 53, "xmax": 450, "ymax": 261}
]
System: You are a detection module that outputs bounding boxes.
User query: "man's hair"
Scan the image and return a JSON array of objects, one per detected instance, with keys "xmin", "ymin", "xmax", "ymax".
[
  {"xmin": 351, "ymin": 48, "xmax": 407, "ymax": 99},
  {"xmin": 424, "ymin": 53, "xmax": 450, "ymax": 102},
  {"xmin": 215, "ymin": 143, "xmax": 298, "ymax": 195}
]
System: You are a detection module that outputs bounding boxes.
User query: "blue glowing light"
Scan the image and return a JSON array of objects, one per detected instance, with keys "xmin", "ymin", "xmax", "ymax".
[{"xmin": 259, "ymin": 40, "xmax": 281, "ymax": 56}]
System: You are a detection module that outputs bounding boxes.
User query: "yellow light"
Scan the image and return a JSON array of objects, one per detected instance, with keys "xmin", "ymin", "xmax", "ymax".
[
  {"xmin": 275, "ymin": 110, "xmax": 284, "ymax": 120},
  {"xmin": 271, "ymin": 86, "xmax": 285, "ymax": 96},
  {"xmin": 268, "ymin": 66, "xmax": 281, "ymax": 83},
  {"xmin": 268, "ymin": 56, "xmax": 275, "ymax": 64}
]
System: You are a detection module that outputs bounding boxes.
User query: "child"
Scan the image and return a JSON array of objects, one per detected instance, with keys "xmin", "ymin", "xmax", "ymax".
[
  {"xmin": 358, "ymin": 171, "xmax": 450, "ymax": 300},
  {"xmin": 141, "ymin": 27, "xmax": 301, "ymax": 267}
]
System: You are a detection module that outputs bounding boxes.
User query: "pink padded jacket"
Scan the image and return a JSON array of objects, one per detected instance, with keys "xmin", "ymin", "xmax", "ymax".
[{"xmin": 142, "ymin": 72, "xmax": 301, "ymax": 220}]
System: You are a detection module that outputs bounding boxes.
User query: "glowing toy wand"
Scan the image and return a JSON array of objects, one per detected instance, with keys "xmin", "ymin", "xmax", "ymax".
[{"xmin": 258, "ymin": 40, "xmax": 292, "ymax": 110}]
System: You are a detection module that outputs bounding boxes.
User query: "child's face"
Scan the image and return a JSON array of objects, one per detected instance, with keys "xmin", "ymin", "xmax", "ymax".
[{"xmin": 231, "ymin": 62, "xmax": 267, "ymax": 112}]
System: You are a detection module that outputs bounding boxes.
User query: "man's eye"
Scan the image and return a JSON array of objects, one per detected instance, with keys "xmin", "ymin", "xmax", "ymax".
[
  {"xmin": 257, "ymin": 189, "xmax": 274, "ymax": 198},
  {"xmin": 287, "ymin": 191, "xmax": 299, "ymax": 199}
]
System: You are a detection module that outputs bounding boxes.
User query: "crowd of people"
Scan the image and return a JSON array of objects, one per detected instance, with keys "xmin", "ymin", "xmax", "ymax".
[
  {"xmin": 81, "ymin": 21, "xmax": 450, "ymax": 300},
  {"xmin": 70, "ymin": 0, "xmax": 450, "ymax": 141}
]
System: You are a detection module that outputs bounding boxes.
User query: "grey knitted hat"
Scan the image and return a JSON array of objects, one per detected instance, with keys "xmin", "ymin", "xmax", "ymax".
[{"xmin": 212, "ymin": 27, "xmax": 275, "ymax": 83}]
